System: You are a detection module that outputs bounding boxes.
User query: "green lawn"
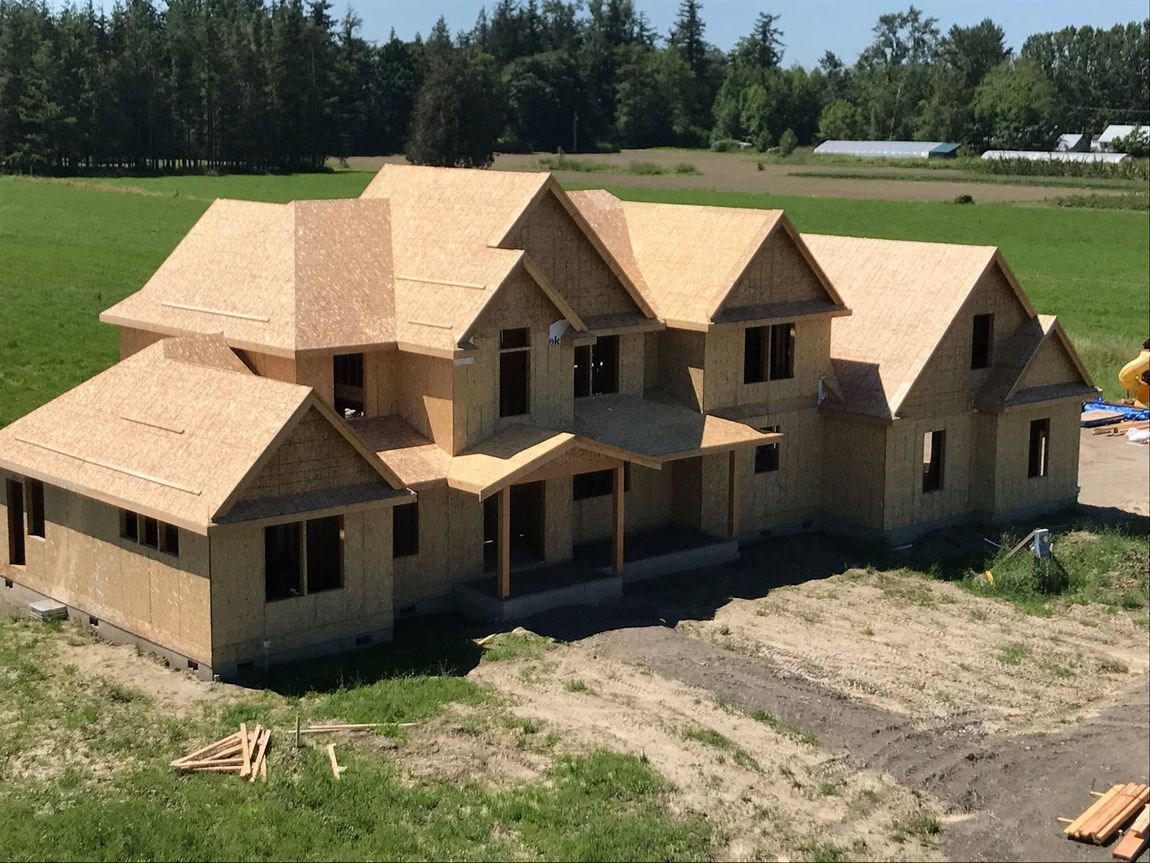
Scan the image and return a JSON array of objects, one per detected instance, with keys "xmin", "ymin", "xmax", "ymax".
[{"xmin": 1, "ymin": 172, "xmax": 1146, "ymax": 428}]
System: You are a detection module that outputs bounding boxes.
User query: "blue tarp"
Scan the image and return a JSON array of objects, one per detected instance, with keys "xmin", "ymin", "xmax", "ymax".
[{"xmin": 1082, "ymin": 399, "xmax": 1150, "ymax": 422}]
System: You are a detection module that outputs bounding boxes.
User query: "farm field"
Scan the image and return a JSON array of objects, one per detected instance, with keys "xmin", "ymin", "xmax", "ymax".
[
  {"xmin": 1, "ymin": 168, "xmax": 1146, "ymax": 426},
  {"xmin": 1, "ymin": 518, "xmax": 1146, "ymax": 861}
]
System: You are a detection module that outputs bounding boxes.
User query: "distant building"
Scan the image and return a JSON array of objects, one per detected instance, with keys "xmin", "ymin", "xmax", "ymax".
[
  {"xmin": 813, "ymin": 140, "xmax": 959, "ymax": 159},
  {"xmin": 1055, "ymin": 133, "xmax": 1089, "ymax": 152},
  {"xmin": 981, "ymin": 149, "xmax": 1129, "ymax": 164},
  {"xmin": 1094, "ymin": 124, "xmax": 1142, "ymax": 152}
]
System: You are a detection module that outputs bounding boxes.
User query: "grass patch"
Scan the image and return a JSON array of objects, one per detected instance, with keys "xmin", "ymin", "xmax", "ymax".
[
  {"xmin": 479, "ymin": 630, "xmax": 556, "ymax": 663},
  {"xmin": 890, "ymin": 813, "xmax": 943, "ymax": 846},
  {"xmin": 565, "ymin": 678, "xmax": 589, "ymax": 693},
  {"xmin": 1051, "ymin": 192, "xmax": 1150, "ymax": 211},
  {"xmin": 750, "ymin": 709, "xmax": 820, "ymax": 747},
  {"xmin": 960, "ymin": 523, "xmax": 1149, "ymax": 616},
  {"xmin": 681, "ymin": 726, "xmax": 760, "ymax": 771},
  {"xmin": 536, "ymin": 156, "xmax": 699, "ymax": 177},
  {"xmin": 0, "ymin": 617, "xmax": 711, "ymax": 861},
  {"xmin": 802, "ymin": 841, "xmax": 849, "ymax": 862},
  {"xmin": 790, "ymin": 168, "xmax": 1145, "ymax": 192},
  {"xmin": 998, "ymin": 642, "xmax": 1032, "ymax": 666}
]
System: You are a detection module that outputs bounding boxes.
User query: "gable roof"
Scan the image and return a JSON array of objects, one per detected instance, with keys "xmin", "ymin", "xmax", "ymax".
[
  {"xmin": 976, "ymin": 315, "xmax": 1095, "ymax": 409},
  {"xmin": 0, "ymin": 335, "xmax": 403, "ymax": 532},
  {"xmin": 568, "ymin": 192, "xmax": 844, "ymax": 328},
  {"xmin": 101, "ymin": 198, "xmax": 395, "ymax": 356},
  {"xmin": 803, "ymin": 233, "xmax": 1035, "ymax": 419}
]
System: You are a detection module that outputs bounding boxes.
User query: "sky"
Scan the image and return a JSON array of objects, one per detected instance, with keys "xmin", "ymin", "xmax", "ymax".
[{"xmin": 349, "ymin": 0, "xmax": 1146, "ymax": 66}]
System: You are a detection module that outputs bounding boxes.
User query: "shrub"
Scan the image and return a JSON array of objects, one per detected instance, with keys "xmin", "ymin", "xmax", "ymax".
[
  {"xmin": 778, "ymin": 128, "xmax": 798, "ymax": 157},
  {"xmin": 673, "ymin": 162, "xmax": 699, "ymax": 175},
  {"xmin": 954, "ymin": 193, "xmax": 974, "ymax": 204}
]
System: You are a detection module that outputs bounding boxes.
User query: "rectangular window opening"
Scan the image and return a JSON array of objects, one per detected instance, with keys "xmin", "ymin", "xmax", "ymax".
[
  {"xmin": 1028, "ymin": 418, "xmax": 1050, "ymax": 478},
  {"xmin": 6, "ymin": 479, "xmax": 26, "ymax": 566},
  {"xmin": 768, "ymin": 323, "xmax": 795, "ymax": 380},
  {"xmin": 744, "ymin": 326, "xmax": 767, "ymax": 384},
  {"xmin": 27, "ymin": 480, "xmax": 45, "ymax": 538},
  {"xmin": 333, "ymin": 353, "xmax": 366, "ymax": 417},
  {"xmin": 574, "ymin": 336, "xmax": 620, "ymax": 398},
  {"xmin": 141, "ymin": 516, "xmax": 160, "ymax": 549},
  {"xmin": 499, "ymin": 328, "xmax": 531, "ymax": 417},
  {"xmin": 306, "ymin": 516, "xmax": 344, "ymax": 593},
  {"xmin": 971, "ymin": 313, "xmax": 994, "ymax": 369},
  {"xmin": 393, "ymin": 502, "xmax": 419, "ymax": 558},
  {"xmin": 922, "ymin": 430, "xmax": 946, "ymax": 493},
  {"xmin": 119, "ymin": 509, "xmax": 139, "ymax": 542},
  {"xmin": 160, "ymin": 523, "xmax": 180, "ymax": 558},
  {"xmin": 744, "ymin": 323, "xmax": 795, "ymax": 384},
  {"xmin": 754, "ymin": 426, "xmax": 781, "ymax": 474},
  {"xmin": 265, "ymin": 522, "xmax": 302, "ymax": 601}
]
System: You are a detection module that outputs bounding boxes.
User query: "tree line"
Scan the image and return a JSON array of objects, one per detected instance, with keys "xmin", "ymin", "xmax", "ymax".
[{"xmin": 0, "ymin": 0, "xmax": 1146, "ymax": 173}]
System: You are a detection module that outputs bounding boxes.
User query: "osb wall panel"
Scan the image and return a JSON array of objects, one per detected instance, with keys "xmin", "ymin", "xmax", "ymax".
[
  {"xmin": 703, "ymin": 316, "xmax": 831, "ymax": 413},
  {"xmin": 505, "ymin": 189, "xmax": 641, "ymax": 320},
  {"xmin": 365, "ymin": 350, "xmax": 395, "ymax": 418},
  {"xmin": 393, "ymin": 482, "xmax": 484, "ymax": 609},
  {"xmin": 1, "ymin": 480, "xmax": 212, "ymax": 662},
  {"xmin": 671, "ymin": 458, "xmax": 703, "ymax": 530},
  {"xmin": 454, "ymin": 330, "xmax": 574, "ymax": 454},
  {"xmin": 821, "ymin": 414, "xmax": 886, "ymax": 531},
  {"xmin": 572, "ymin": 464, "xmax": 673, "ymax": 545},
  {"xmin": 394, "ymin": 350, "xmax": 454, "ymax": 452},
  {"xmin": 654, "ymin": 329, "xmax": 706, "ymax": 410},
  {"xmin": 241, "ymin": 350, "xmax": 296, "ymax": 385},
  {"xmin": 543, "ymin": 478, "xmax": 573, "ymax": 562},
  {"xmin": 233, "ymin": 408, "xmax": 381, "ymax": 505},
  {"xmin": 739, "ymin": 407, "xmax": 822, "ymax": 532},
  {"xmin": 899, "ymin": 264, "xmax": 1030, "ymax": 419},
  {"xmin": 643, "ymin": 331, "xmax": 661, "ymax": 394},
  {"xmin": 883, "ymin": 413, "xmax": 974, "ymax": 531},
  {"xmin": 723, "ymin": 226, "xmax": 830, "ymax": 313},
  {"xmin": 209, "ymin": 508, "xmax": 393, "ymax": 665},
  {"xmin": 618, "ymin": 332, "xmax": 645, "ymax": 396},
  {"xmin": 295, "ymin": 354, "xmax": 334, "ymax": 406},
  {"xmin": 119, "ymin": 327, "xmax": 166, "ymax": 360},
  {"xmin": 698, "ymin": 453, "xmax": 730, "ymax": 537},
  {"xmin": 969, "ymin": 412, "xmax": 999, "ymax": 514},
  {"xmin": 1015, "ymin": 337, "xmax": 1084, "ymax": 392},
  {"xmin": 992, "ymin": 402, "xmax": 1081, "ymax": 514}
]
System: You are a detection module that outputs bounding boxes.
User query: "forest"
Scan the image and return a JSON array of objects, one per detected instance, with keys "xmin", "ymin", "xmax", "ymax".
[{"xmin": 0, "ymin": 0, "xmax": 1147, "ymax": 173}]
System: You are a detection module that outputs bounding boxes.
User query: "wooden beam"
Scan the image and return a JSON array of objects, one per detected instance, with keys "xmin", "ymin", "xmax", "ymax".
[
  {"xmin": 498, "ymin": 485, "xmax": 511, "ymax": 599},
  {"xmin": 727, "ymin": 450, "xmax": 740, "ymax": 539},
  {"xmin": 612, "ymin": 464, "xmax": 625, "ymax": 573}
]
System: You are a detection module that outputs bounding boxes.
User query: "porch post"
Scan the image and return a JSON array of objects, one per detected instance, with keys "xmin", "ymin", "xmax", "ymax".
[
  {"xmin": 727, "ymin": 450, "xmax": 740, "ymax": 539},
  {"xmin": 498, "ymin": 486, "xmax": 511, "ymax": 599},
  {"xmin": 612, "ymin": 464, "xmax": 625, "ymax": 573}
]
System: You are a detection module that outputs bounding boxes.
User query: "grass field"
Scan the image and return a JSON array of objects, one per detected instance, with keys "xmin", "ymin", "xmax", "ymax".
[{"xmin": 1, "ymin": 170, "xmax": 1146, "ymax": 427}]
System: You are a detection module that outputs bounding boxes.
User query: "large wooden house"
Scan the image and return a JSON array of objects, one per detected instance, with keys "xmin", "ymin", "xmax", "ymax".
[{"xmin": 1, "ymin": 166, "xmax": 1096, "ymax": 678}]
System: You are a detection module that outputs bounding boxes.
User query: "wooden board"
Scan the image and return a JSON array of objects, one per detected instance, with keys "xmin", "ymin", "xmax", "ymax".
[{"xmin": 1081, "ymin": 409, "xmax": 1125, "ymax": 427}]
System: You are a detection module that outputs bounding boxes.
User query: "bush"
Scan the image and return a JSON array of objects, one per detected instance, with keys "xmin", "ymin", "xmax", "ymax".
[
  {"xmin": 673, "ymin": 162, "xmax": 699, "ymax": 175},
  {"xmin": 778, "ymin": 129, "xmax": 798, "ymax": 157},
  {"xmin": 753, "ymin": 129, "xmax": 774, "ymax": 153},
  {"xmin": 953, "ymin": 193, "xmax": 974, "ymax": 204}
]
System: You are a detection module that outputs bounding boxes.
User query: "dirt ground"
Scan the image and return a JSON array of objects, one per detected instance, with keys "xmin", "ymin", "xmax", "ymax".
[
  {"xmin": 1079, "ymin": 427, "xmax": 1150, "ymax": 517},
  {"xmin": 345, "ymin": 150, "xmax": 1116, "ymax": 203}
]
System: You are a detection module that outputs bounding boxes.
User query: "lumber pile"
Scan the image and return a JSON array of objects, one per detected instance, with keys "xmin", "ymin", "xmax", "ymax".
[
  {"xmin": 1082, "ymin": 408, "xmax": 1125, "ymax": 428},
  {"xmin": 1114, "ymin": 805, "xmax": 1150, "ymax": 862},
  {"xmin": 1093, "ymin": 420, "xmax": 1150, "ymax": 436},
  {"xmin": 1063, "ymin": 784, "xmax": 1150, "ymax": 845},
  {"xmin": 170, "ymin": 722, "xmax": 270, "ymax": 782}
]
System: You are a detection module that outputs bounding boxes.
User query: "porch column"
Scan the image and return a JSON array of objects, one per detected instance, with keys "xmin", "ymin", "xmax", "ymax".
[
  {"xmin": 498, "ymin": 486, "xmax": 511, "ymax": 599},
  {"xmin": 727, "ymin": 450, "xmax": 740, "ymax": 539},
  {"xmin": 611, "ymin": 464, "xmax": 625, "ymax": 573}
]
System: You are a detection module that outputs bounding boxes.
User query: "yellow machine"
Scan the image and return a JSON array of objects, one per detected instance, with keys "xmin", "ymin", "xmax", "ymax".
[{"xmin": 1118, "ymin": 339, "xmax": 1150, "ymax": 408}]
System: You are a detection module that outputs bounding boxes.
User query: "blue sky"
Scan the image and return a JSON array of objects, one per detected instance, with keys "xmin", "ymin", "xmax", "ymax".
[{"xmin": 351, "ymin": 0, "xmax": 1145, "ymax": 66}]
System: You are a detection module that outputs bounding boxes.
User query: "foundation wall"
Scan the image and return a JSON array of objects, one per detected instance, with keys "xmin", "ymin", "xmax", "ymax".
[{"xmin": 0, "ymin": 476, "xmax": 212, "ymax": 663}]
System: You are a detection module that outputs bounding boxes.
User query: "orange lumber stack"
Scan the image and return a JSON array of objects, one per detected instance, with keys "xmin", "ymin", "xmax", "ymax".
[
  {"xmin": 1113, "ymin": 805, "xmax": 1150, "ymax": 862},
  {"xmin": 170, "ymin": 723, "xmax": 269, "ymax": 781},
  {"xmin": 1064, "ymin": 784, "xmax": 1150, "ymax": 845}
]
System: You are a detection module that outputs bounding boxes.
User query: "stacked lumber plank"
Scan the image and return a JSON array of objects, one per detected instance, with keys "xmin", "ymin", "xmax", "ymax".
[
  {"xmin": 170, "ymin": 722, "xmax": 271, "ymax": 782},
  {"xmin": 1114, "ymin": 805, "xmax": 1150, "ymax": 862},
  {"xmin": 1064, "ymin": 784, "xmax": 1150, "ymax": 845},
  {"xmin": 1093, "ymin": 420, "xmax": 1150, "ymax": 436}
]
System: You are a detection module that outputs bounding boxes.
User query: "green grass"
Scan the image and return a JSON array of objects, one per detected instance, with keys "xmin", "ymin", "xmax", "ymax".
[
  {"xmin": 890, "ymin": 813, "xmax": 943, "ymax": 846},
  {"xmin": 2, "ymin": 170, "xmax": 1147, "ymax": 427},
  {"xmin": 681, "ymin": 726, "xmax": 760, "ymax": 771},
  {"xmin": 0, "ymin": 617, "xmax": 711, "ymax": 861},
  {"xmin": 961, "ymin": 523, "xmax": 1149, "ymax": 616},
  {"xmin": 478, "ymin": 630, "xmax": 556, "ymax": 663},
  {"xmin": 789, "ymin": 168, "xmax": 1144, "ymax": 191},
  {"xmin": 998, "ymin": 642, "xmax": 1033, "ymax": 665},
  {"xmin": 536, "ymin": 156, "xmax": 699, "ymax": 176}
]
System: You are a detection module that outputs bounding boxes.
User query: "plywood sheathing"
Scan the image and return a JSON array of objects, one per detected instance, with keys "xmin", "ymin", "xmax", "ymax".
[
  {"xmin": 573, "ymin": 394, "xmax": 776, "ymax": 462},
  {"xmin": 803, "ymin": 234, "xmax": 1035, "ymax": 420},
  {"xmin": 101, "ymin": 198, "xmax": 395, "ymax": 355},
  {"xmin": 349, "ymin": 415, "xmax": 452, "ymax": 488},
  {"xmin": 977, "ymin": 315, "xmax": 1096, "ymax": 410},
  {"xmin": 0, "ymin": 335, "xmax": 402, "ymax": 533},
  {"xmin": 568, "ymin": 192, "xmax": 845, "ymax": 328}
]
